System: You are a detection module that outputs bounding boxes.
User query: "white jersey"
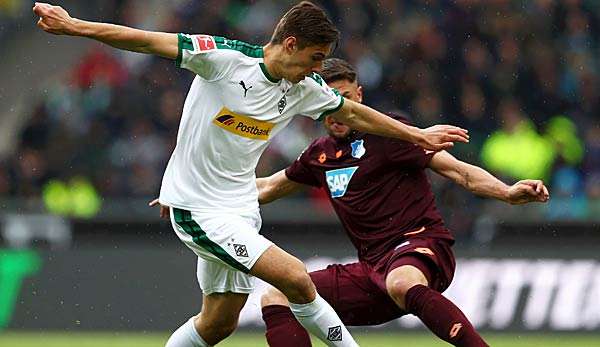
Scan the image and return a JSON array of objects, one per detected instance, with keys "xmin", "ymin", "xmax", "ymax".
[{"xmin": 159, "ymin": 34, "xmax": 344, "ymax": 214}]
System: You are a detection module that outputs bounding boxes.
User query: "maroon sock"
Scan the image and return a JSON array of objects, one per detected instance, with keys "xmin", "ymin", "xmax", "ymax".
[
  {"xmin": 262, "ymin": 305, "xmax": 312, "ymax": 347},
  {"xmin": 405, "ymin": 284, "xmax": 489, "ymax": 347}
]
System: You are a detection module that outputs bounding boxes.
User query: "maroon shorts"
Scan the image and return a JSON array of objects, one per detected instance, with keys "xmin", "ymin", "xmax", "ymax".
[{"xmin": 309, "ymin": 237, "xmax": 455, "ymax": 326}]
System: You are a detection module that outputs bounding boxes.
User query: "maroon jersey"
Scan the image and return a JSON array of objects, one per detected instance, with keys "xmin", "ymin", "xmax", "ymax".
[{"xmin": 285, "ymin": 115, "xmax": 454, "ymax": 264}]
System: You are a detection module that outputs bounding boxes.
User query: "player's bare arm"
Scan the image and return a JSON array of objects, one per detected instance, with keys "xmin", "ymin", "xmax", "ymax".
[
  {"xmin": 256, "ymin": 170, "xmax": 303, "ymax": 204},
  {"xmin": 429, "ymin": 150, "xmax": 550, "ymax": 204},
  {"xmin": 329, "ymin": 99, "xmax": 469, "ymax": 151},
  {"xmin": 33, "ymin": 2, "xmax": 178, "ymax": 59}
]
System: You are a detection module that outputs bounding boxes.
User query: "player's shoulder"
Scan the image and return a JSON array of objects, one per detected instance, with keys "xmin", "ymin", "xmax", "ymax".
[
  {"xmin": 369, "ymin": 111, "xmax": 416, "ymax": 146},
  {"xmin": 385, "ymin": 111, "xmax": 413, "ymax": 125},
  {"xmin": 300, "ymin": 135, "xmax": 333, "ymax": 158},
  {"xmin": 213, "ymin": 36, "xmax": 264, "ymax": 59},
  {"xmin": 298, "ymin": 72, "xmax": 331, "ymax": 91},
  {"xmin": 309, "ymin": 135, "xmax": 333, "ymax": 151}
]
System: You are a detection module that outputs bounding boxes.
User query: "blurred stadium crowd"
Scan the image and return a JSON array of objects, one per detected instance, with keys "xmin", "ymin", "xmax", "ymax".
[{"xmin": 1, "ymin": 0, "xmax": 599, "ymax": 232}]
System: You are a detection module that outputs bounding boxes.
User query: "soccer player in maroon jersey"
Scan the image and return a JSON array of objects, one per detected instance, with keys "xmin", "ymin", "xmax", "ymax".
[{"xmin": 257, "ymin": 58, "xmax": 550, "ymax": 347}]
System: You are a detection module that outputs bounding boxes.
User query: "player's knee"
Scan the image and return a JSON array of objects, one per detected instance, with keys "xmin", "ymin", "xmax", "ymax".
[
  {"xmin": 261, "ymin": 287, "xmax": 289, "ymax": 308},
  {"xmin": 386, "ymin": 266, "xmax": 428, "ymax": 310},
  {"xmin": 280, "ymin": 267, "xmax": 315, "ymax": 303}
]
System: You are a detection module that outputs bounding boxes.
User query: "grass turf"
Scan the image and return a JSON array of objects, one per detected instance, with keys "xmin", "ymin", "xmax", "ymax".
[{"xmin": 1, "ymin": 331, "xmax": 599, "ymax": 347}]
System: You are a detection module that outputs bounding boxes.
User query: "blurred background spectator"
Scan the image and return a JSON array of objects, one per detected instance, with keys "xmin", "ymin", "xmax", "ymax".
[{"xmin": 2, "ymin": 0, "xmax": 599, "ymax": 238}]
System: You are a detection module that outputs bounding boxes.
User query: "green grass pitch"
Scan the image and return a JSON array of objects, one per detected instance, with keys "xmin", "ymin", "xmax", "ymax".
[{"xmin": 1, "ymin": 331, "xmax": 599, "ymax": 347}]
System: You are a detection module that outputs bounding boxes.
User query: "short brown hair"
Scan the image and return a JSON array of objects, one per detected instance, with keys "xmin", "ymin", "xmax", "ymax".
[
  {"xmin": 270, "ymin": 1, "xmax": 339, "ymax": 48},
  {"xmin": 320, "ymin": 58, "xmax": 357, "ymax": 84}
]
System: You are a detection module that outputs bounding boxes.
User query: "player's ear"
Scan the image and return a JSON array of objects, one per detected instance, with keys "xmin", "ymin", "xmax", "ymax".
[
  {"xmin": 282, "ymin": 36, "xmax": 298, "ymax": 53},
  {"xmin": 356, "ymin": 85, "xmax": 364, "ymax": 103}
]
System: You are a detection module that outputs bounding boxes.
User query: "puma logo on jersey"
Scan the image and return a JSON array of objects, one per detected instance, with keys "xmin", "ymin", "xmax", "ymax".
[
  {"xmin": 213, "ymin": 107, "xmax": 274, "ymax": 140},
  {"xmin": 239, "ymin": 80, "xmax": 252, "ymax": 97},
  {"xmin": 325, "ymin": 166, "xmax": 358, "ymax": 198}
]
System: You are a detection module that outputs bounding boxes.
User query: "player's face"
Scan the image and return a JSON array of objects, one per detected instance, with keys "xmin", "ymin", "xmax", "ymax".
[
  {"xmin": 325, "ymin": 79, "xmax": 363, "ymax": 139},
  {"xmin": 281, "ymin": 38, "xmax": 332, "ymax": 83}
]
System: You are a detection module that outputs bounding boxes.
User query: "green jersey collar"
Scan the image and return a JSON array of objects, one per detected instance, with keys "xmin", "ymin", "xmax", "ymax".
[{"xmin": 259, "ymin": 62, "xmax": 281, "ymax": 83}]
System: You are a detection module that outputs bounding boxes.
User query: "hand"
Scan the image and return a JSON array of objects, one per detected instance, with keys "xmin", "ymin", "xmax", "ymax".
[
  {"xmin": 148, "ymin": 198, "xmax": 170, "ymax": 219},
  {"xmin": 505, "ymin": 180, "xmax": 550, "ymax": 205},
  {"xmin": 417, "ymin": 125, "xmax": 470, "ymax": 151},
  {"xmin": 33, "ymin": 2, "xmax": 77, "ymax": 35}
]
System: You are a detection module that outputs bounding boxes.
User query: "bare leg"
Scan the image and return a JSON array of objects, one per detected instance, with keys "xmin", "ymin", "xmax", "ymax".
[{"xmin": 166, "ymin": 292, "xmax": 248, "ymax": 347}]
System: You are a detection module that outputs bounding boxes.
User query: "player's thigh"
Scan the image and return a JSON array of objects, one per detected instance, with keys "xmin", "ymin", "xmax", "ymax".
[
  {"xmin": 196, "ymin": 257, "xmax": 255, "ymax": 296},
  {"xmin": 250, "ymin": 244, "xmax": 314, "ymax": 303},
  {"xmin": 311, "ymin": 262, "xmax": 405, "ymax": 326},
  {"xmin": 170, "ymin": 207, "xmax": 272, "ymax": 274}
]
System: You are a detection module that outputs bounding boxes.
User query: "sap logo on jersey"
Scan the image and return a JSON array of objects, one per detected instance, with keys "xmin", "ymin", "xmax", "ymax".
[
  {"xmin": 325, "ymin": 166, "xmax": 358, "ymax": 198},
  {"xmin": 213, "ymin": 107, "xmax": 274, "ymax": 140}
]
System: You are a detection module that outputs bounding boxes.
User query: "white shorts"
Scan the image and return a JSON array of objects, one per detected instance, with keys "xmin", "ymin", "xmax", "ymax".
[{"xmin": 169, "ymin": 207, "xmax": 273, "ymax": 295}]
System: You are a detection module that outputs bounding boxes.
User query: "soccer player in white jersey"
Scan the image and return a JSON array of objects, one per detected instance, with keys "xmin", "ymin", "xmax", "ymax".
[{"xmin": 34, "ymin": 2, "xmax": 469, "ymax": 346}]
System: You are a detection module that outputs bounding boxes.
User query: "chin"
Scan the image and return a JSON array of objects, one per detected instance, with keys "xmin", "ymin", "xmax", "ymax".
[{"xmin": 331, "ymin": 131, "xmax": 350, "ymax": 139}]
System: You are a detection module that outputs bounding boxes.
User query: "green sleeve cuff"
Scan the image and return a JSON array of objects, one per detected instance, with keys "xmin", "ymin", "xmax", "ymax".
[
  {"xmin": 317, "ymin": 95, "xmax": 345, "ymax": 122},
  {"xmin": 175, "ymin": 33, "xmax": 194, "ymax": 68}
]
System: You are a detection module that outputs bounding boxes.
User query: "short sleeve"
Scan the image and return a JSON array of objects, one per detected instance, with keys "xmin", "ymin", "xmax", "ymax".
[
  {"xmin": 385, "ymin": 140, "xmax": 435, "ymax": 169},
  {"xmin": 285, "ymin": 149, "xmax": 321, "ymax": 187},
  {"xmin": 298, "ymin": 73, "xmax": 345, "ymax": 121},
  {"xmin": 176, "ymin": 33, "xmax": 237, "ymax": 81}
]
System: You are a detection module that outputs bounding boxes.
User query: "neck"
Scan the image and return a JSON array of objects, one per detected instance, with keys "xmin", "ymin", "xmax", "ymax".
[{"xmin": 262, "ymin": 43, "xmax": 284, "ymax": 80}]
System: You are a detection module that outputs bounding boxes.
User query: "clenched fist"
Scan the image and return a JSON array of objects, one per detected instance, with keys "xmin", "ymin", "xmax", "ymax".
[
  {"xmin": 506, "ymin": 180, "xmax": 550, "ymax": 205},
  {"xmin": 33, "ymin": 2, "xmax": 77, "ymax": 35}
]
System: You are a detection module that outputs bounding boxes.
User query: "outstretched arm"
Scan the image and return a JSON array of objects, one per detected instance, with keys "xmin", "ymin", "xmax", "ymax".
[
  {"xmin": 428, "ymin": 150, "xmax": 549, "ymax": 204},
  {"xmin": 33, "ymin": 2, "xmax": 178, "ymax": 59},
  {"xmin": 330, "ymin": 99, "xmax": 470, "ymax": 151},
  {"xmin": 256, "ymin": 170, "xmax": 304, "ymax": 204}
]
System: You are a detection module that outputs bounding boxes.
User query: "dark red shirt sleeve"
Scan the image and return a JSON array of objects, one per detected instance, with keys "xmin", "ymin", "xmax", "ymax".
[{"xmin": 285, "ymin": 152, "xmax": 321, "ymax": 187}]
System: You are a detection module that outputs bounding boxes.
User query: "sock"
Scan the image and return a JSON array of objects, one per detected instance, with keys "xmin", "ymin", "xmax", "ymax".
[
  {"xmin": 405, "ymin": 285, "xmax": 489, "ymax": 347},
  {"xmin": 165, "ymin": 316, "xmax": 210, "ymax": 347},
  {"xmin": 288, "ymin": 294, "xmax": 358, "ymax": 347},
  {"xmin": 262, "ymin": 305, "xmax": 312, "ymax": 347}
]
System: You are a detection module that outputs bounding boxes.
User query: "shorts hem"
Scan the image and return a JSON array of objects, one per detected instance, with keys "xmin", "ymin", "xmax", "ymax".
[
  {"xmin": 246, "ymin": 239, "xmax": 274, "ymax": 271},
  {"xmin": 202, "ymin": 286, "xmax": 255, "ymax": 295}
]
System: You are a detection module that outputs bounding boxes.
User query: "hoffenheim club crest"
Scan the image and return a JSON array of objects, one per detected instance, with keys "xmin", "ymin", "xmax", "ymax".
[{"xmin": 350, "ymin": 139, "xmax": 366, "ymax": 159}]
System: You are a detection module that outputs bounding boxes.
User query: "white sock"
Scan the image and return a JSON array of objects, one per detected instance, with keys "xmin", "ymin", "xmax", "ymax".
[
  {"xmin": 165, "ymin": 316, "xmax": 210, "ymax": 347},
  {"xmin": 289, "ymin": 294, "xmax": 359, "ymax": 347}
]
